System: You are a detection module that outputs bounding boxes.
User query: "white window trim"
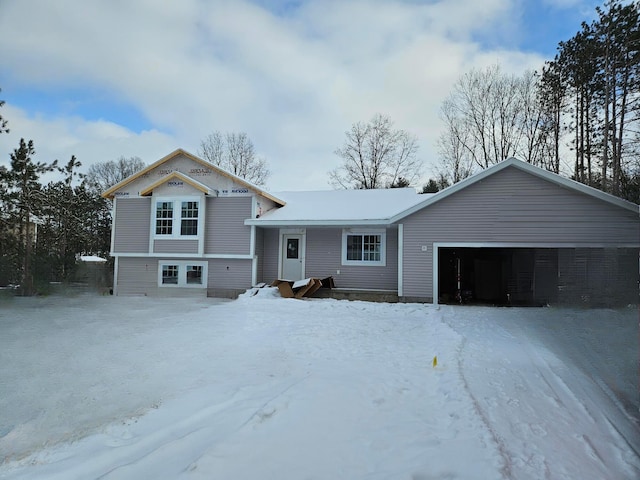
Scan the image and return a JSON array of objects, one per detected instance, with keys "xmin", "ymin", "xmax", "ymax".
[
  {"xmin": 152, "ymin": 196, "xmax": 203, "ymax": 240},
  {"xmin": 157, "ymin": 260, "xmax": 208, "ymax": 288},
  {"xmin": 341, "ymin": 229, "xmax": 386, "ymax": 267}
]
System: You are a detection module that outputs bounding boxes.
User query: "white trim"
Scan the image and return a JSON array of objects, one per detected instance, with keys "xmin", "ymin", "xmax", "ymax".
[
  {"xmin": 251, "ymin": 255, "xmax": 258, "ymax": 286},
  {"xmin": 198, "ymin": 196, "xmax": 206, "ymax": 256},
  {"xmin": 278, "ymin": 230, "xmax": 306, "ymax": 280},
  {"xmin": 341, "ymin": 229, "xmax": 386, "ymax": 267},
  {"xmin": 397, "ymin": 224, "xmax": 403, "ymax": 297},
  {"xmin": 110, "ymin": 198, "xmax": 117, "ymax": 254},
  {"xmin": 111, "ymin": 253, "xmax": 254, "ymax": 259},
  {"xmin": 113, "ymin": 256, "xmax": 119, "ymax": 296},
  {"xmin": 157, "ymin": 260, "xmax": 208, "ymax": 288},
  {"xmin": 151, "ymin": 195, "xmax": 204, "ymax": 240},
  {"xmin": 432, "ymin": 244, "xmax": 439, "ymax": 306},
  {"xmin": 246, "ymin": 219, "xmax": 390, "ymax": 227},
  {"xmin": 433, "ymin": 241, "xmax": 640, "ymax": 249}
]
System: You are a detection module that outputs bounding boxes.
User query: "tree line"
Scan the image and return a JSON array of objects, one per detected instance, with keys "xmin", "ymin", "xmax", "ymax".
[
  {"xmin": 435, "ymin": 0, "xmax": 640, "ymax": 202},
  {"xmin": 332, "ymin": 1, "xmax": 639, "ymax": 201}
]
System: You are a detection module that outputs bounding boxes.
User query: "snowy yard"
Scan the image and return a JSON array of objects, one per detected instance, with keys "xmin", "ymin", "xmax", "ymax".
[{"xmin": 0, "ymin": 290, "xmax": 638, "ymax": 479}]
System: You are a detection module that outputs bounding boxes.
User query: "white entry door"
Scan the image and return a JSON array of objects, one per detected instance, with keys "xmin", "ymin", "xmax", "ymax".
[{"xmin": 282, "ymin": 234, "xmax": 304, "ymax": 281}]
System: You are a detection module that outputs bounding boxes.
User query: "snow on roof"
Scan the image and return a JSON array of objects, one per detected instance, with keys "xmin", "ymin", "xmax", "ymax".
[
  {"xmin": 249, "ymin": 188, "xmax": 431, "ymax": 226},
  {"xmin": 79, "ymin": 255, "xmax": 107, "ymax": 263}
]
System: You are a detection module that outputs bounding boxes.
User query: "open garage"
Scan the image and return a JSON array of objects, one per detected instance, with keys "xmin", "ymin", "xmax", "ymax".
[
  {"xmin": 437, "ymin": 246, "xmax": 637, "ymax": 306},
  {"xmin": 397, "ymin": 160, "xmax": 639, "ymax": 307}
]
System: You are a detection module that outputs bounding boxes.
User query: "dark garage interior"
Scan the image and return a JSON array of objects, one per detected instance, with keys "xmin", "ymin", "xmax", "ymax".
[{"xmin": 437, "ymin": 247, "xmax": 637, "ymax": 307}]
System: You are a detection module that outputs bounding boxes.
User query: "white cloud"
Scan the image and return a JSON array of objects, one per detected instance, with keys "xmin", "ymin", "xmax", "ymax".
[
  {"xmin": 0, "ymin": 105, "xmax": 175, "ymax": 177},
  {"xmin": 0, "ymin": 0, "xmax": 548, "ymax": 191}
]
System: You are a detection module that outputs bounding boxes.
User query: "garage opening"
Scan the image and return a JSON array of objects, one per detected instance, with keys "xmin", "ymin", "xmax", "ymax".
[{"xmin": 438, "ymin": 247, "xmax": 558, "ymax": 306}]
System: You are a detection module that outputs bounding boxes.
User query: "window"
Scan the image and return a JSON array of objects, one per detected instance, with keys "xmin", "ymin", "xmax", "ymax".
[
  {"xmin": 186, "ymin": 265, "xmax": 203, "ymax": 285},
  {"xmin": 181, "ymin": 201, "xmax": 198, "ymax": 235},
  {"xmin": 342, "ymin": 230, "xmax": 386, "ymax": 266},
  {"xmin": 286, "ymin": 238, "xmax": 299, "ymax": 259},
  {"xmin": 156, "ymin": 202, "xmax": 173, "ymax": 235},
  {"xmin": 158, "ymin": 261, "xmax": 207, "ymax": 288},
  {"xmin": 154, "ymin": 198, "xmax": 200, "ymax": 238},
  {"xmin": 162, "ymin": 265, "xmax": 179, "ymax": 284}
]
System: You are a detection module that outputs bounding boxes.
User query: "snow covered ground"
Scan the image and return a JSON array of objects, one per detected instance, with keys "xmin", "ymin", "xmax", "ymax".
[{"xmin": 0, "ymin": 289, "xmax": 638, "ymax": 479}]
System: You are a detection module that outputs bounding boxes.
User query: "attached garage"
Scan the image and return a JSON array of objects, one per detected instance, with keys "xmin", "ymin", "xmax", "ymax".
[
  {"xmin": 435, "ymin": 246, "xmax": 637, "ymax": 306},
  {"xmin": 396, "ymin": 159, "xmax": 639, "ymax": 307}
]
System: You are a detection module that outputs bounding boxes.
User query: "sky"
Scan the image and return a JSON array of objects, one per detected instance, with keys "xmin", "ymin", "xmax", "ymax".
[{"xmin": 0, "ymin": 0, "xmax": 603, "ymax": 192}]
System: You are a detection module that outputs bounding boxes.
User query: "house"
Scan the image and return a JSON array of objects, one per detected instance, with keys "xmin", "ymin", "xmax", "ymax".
[{"xmin": 103, "ymin": 149, "xmax": 639, "ymax": 306}]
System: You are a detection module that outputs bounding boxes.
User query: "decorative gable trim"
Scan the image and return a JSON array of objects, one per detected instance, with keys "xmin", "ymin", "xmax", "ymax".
[
  {"xmin": 139, "ymin": 171, "xmax": 212, "ymax": 196},
  {"xmin": 102, "ymin": 148, "xmax": 285, "ymax": 206}
]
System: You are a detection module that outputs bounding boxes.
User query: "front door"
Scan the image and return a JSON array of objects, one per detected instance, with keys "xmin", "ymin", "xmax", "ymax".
[{"xmin": 282, "ymin": 234, "xmax": 304, "ymax": 281}]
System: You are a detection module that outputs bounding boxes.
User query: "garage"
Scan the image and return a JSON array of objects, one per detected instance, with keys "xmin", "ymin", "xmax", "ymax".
[
  {"xmin": 438, "ymin": 247, "xmax": 556, "ymax": 306},
  {"xmin": 437, "ymin": 246, "xmax": 638, "ymax": 307},
  {"xmin": 397, "ymin": 160, "xmax": 639, "ymax": 307}
]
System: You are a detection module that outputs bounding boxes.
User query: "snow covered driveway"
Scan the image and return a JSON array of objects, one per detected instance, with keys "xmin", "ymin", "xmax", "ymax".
[{"xmin": 0, "ymin": 290, "xmax": 638, "ymax": 479}]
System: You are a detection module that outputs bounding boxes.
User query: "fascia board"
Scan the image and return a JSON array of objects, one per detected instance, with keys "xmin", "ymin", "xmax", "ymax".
[{"xmin": 244, "ymin": 219, "xmax": 391, "ymax": 227}]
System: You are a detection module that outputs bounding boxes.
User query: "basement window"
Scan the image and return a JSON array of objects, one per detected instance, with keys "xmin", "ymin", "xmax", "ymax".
[{"xmin": 158, "ymin": 261, "xmax": 207, "ymax": 288}]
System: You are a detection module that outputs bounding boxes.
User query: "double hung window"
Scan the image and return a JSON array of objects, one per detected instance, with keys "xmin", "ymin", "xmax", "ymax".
[{"xmin": 154, "ymin": 198, "xmax": 200, "ymax": 237}]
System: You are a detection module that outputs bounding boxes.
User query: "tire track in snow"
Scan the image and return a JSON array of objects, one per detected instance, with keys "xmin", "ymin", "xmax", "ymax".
[
  {"xmin": 443, "ymin": 306, "xmax": 640, "ymax": 480},
  {"xmin": 455, "ymin": 336, "xmax": 513, "ymax": 480}
]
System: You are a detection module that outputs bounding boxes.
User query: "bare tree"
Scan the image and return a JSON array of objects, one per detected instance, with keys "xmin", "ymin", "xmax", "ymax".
[
  {"xmin": 329, "ymin": 113, "xmax": 421, "ymax": 189},
  {"xmin": 437, "ymin": 65, "xmax": 550, "ymax": 177},
  {"xmin": 199, "ymin": 131, "xmax": 270, "ymax": 186},
  {"xmin": 85, "ymin": 156, "xmax": 146, "ymax": 194},
  {"xmin": 435, "ymin": 104, "xmax": 476, "ymax": 185}
]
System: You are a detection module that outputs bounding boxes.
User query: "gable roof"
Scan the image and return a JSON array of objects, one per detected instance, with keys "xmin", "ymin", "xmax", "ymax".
[
  {"xmin": 139, "ymin": 171, "xmax": 212, "ymax": 196},
  {"xmin": 101, "ymin": 148, "xmax": 285, "ymax": 205},
  {"xmin": 390, "ymin": 158, "xmax": 639, "ymax": 222},
  {"xmin": 246, "ymin": 188, "xmax": 428, "ymax": 226}
]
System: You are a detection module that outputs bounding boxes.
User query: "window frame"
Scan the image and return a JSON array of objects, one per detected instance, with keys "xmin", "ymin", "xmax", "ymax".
[
  {"xmin": 158, "ymin": 261, "xmax": 208, "ymax": 288},
  {"xmin": 341, "ymin": 229, "xmax": 386, "ymax": 266},
  {"xmin": 153, "ymin": 196, "xmax": 202, "ymax": 239}
]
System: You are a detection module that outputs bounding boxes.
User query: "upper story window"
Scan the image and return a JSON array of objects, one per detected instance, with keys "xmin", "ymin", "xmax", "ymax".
[
  {"xmin": 154, "ymin": 197, "xmax": 200, "ymax": 238},
  {"xmin": 156, "ymin": 202, "xmax": 174, "ymax": 235},
  {"xmin": 181, "ymin": 201, "xmax": 199, "ymax": 235},
  {"xmin": 341, "ymin": 229, "xmax": 386, "ymax": 266}
]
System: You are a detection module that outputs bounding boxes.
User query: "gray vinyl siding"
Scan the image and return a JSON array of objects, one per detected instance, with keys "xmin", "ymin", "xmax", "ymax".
[
  {"xmin": 116, "ymin": 257, "xmax": 158, "ymax": 295},
  {"xmin": 305, "ymin": 228, "xmax": 398, "ymax": 290},
  {"xmin": 260, "ymin": 228, "xmax": 279, "ymax": 282},
  {"xmin": 205, "ymin": 197, "xmax": 252, "ymax": 255},
  {"xmin": 401, "ymin": 166, "xmax": 640, "ymax": 299},
  {"xmin": 153, "ymin": 239, "xmax": 199, "ymax": 254},
  {"xmin": 113, "ymin": 198, "xmax": 151, "ymax": 253},
  {"xmin": 207, "ymin": 258, "xmax": 253, "ymax": 297}
]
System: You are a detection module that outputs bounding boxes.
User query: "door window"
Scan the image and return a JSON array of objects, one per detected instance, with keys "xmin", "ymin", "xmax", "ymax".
[{"xmin": 287, "ymin": 238, "xmax": 299, "ymax": 259}]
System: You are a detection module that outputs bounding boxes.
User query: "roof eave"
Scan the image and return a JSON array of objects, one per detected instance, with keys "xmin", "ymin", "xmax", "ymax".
[{"xmin": 245, "ymin": 219, "xmax": 392, "ymax": 227}]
